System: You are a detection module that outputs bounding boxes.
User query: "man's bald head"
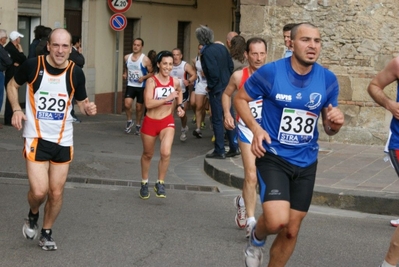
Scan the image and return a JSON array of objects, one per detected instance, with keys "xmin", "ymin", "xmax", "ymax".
[{"xmin": 226, "ymin": 31, "xmax": 238, "ymax": 48}]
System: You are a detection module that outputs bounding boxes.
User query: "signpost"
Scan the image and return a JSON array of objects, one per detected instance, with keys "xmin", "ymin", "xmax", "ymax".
[{"xmin": 108, "ymin": 0, "xmax": 132, "ymax": 113}]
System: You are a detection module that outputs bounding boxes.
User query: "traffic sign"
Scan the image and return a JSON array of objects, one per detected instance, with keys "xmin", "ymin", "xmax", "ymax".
[
  {"xmin": 109, "ymin": 13, "xmax": 128, "ymax": 31},
  {"xmin": 108, "ymin": 0, "xmax": 132, "ymax": 13}
]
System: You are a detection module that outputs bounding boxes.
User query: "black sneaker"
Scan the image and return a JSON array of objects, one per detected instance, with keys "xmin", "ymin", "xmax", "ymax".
[
  {"xmin": 154, "ymin": 181, "xmax": 166, "ymax": 198},
  {"xmin": 140, "ymin": 182, "xmax": 150, "ymax": 199},
  {"xmin": 39, "ymin": 229, "xmax": 57, "ymax": 251},
  {"xmin": 22, "ymin": 216, "xmax": 39, "ymax": 240},
  {"xmin": 193, "ymin": 129, "xmax": 203, "ymax": 138},
  {"xmin": 125, "ymin": 121, "xmax": 134, "ymax": 133}
]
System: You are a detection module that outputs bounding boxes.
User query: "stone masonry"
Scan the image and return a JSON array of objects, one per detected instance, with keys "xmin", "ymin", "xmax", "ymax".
[{"xmin": 240, "ymin": 0, "xmax": 399, "ymax": 145}]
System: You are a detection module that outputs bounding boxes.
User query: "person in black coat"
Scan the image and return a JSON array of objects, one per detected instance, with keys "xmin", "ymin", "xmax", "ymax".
[
  {"xmin": 4, "ymin": 31, "xmax": 26, "ymax": 125},
  {"xmin": 68, "ymin": 36, "xmax": 85, "ymax": 122}
]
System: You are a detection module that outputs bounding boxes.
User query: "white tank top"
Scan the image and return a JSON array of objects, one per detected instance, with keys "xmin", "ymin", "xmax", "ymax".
[
  {"xmin": 171, "ymin": 61, "xmax": 187, "ymax": 93},
  {"xmin": 195, "ymin": 55, "xmax": 207, "ymax": 86},
  {"xmin": 24, "ymin": 56, "xmax": 75, "ymax": 146},
  {"xmin": 126, "ymin": 53, "xmax": 146, "ymax": 87}
]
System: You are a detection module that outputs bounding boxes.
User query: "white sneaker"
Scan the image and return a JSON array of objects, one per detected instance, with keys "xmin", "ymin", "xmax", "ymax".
[
  {"xmin": 234, "ymin": 195, "xmax": 247, "ymax": 229},
  {"xmin": 244, "ymin": 225, "xmax": 265, "ymax": 267},
  {"xmin": 180, "ymin": 126, "xmax": 188, "ymax": 141},
  {"xmin": 391, "ymin": 218, "xmax": 399, "ymax": 227},
  {"xmin": 246, "ymin": 220, "xmax": 256, "ymax": 239}
]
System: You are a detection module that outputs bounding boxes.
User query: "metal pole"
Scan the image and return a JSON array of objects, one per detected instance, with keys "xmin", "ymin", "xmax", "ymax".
[{"xmin": 114, "ymin": 31, "xmax": 120, "ymax": 114}]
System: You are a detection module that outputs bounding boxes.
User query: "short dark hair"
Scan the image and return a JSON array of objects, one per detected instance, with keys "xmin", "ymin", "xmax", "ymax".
[
  {"xmin": 134, "ymin": 37, "xmax": 144, "ymax": 46},
  {"xmin": 290, "ymin": 22, "xmax": 318, "ymax": 40},
  {"xmin": 283, "ymin": 23, "xmax": 297, "ymax": 32},
  {"xmin": 246, "ymin": 37, "xmax": 267, "ymax": 53},
  {"xmin": 72, "ymin": 36, "xmax": 80, "ymax": 46},
  {"xmin": 34, "ymin": 25, "xmax": 45, "ymax": 40}
]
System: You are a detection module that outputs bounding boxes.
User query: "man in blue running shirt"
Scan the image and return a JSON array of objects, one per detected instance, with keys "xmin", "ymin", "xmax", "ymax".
[{"xmin": 235, "ymin": 22, "xmax": 344, "ymax": 267}]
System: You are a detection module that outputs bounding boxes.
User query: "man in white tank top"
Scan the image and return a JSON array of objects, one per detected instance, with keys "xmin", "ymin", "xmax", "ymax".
[
  {"xmin": 122, "ymin": 38, "xmax": 153, "ymax": 134},
  {"xmin": 171, "ymin": 48, "xmax": 197, "ymax": 141}
]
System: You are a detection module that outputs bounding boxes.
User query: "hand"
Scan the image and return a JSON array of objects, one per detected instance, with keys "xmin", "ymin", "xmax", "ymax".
[
  {"xmin": 122, "ymin": 73, "xmax": 127, "ymax": 80},
  {"xmin": 326, "ymin": 104, "xmax": 344, "ymax": 127},
  {"xmin": 11, "ymin": 110, "xmax": 27, "ymax": 131},
  {"xmin": 166, "ymin": 91, "xmax": 179, "ymax": 102},
  {"xmin": 84, "ymin": 100, "xmax": 97, "ymax": 116},
  {"xmin": 183, "ymin": 79, "xmax": 190, "ymax": 87},
  {"xmin": 251, "ymin": 126, "xmax": 270, "ymax": 158},
  {"xmin": 224, "ymin": 114, "xmax": 235, "ymax": 130},
  {"xmin": 177, "ymin": 107, "xmax": 185, "ymax": 117}
]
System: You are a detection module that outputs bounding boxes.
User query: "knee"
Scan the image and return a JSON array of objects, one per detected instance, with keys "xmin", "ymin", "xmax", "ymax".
[
  {"xmin": 160, "ymin": 150, "xmax": 171, "ymax": 160},
  {"xmin": 244, "ymin": 172, "xmax": 258, "ymax": 187},
  {"xmin": 142, "ymin": 151, "xmax": 153, "ymax": 161},
  {"xmin": 48, "ymin": 189, "xmax": 64, "ymax": 202},
  {"xmin": 30, "ymin": 189, "xmax": 48, "ymax": 201}
]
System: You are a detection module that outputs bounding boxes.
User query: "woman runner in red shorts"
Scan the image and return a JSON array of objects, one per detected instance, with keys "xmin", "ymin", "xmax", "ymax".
[{"xmin": 139, "ymin": 51, "xmax": 184, "ymax": 199}]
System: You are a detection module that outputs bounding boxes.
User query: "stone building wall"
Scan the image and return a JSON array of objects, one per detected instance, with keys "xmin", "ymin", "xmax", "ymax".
[{"xmin": 240, "ymin": 0, "xmax": 399, "ymax": 145}]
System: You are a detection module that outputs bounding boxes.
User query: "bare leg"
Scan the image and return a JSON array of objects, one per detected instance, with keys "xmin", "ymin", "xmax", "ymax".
[
  {"xmin": 385, "ymin": 226, "xmax": 399, "ymax": 265},
  {"xmin": 124, "ymin": 98, "xmax": 133, "ymax": 121},
  {"xmin": 42, "ymin": 163, "xmax": 69, "ymax": 229},
  {"xmin": 195, "ymin": 94, "xmax": 206, "ymax": 131},
  {"xmin": 239, "ymin": 140, "xmax": 257, "ymax": 218},
  {"xmin": 157, "ymin": 127, "xmax": 175, "ymax": 181},
  {"xmin": 141, "ymin": 133, "xmax": 157, "ymax": 179},
  {"xmin": 268, "ymin": 209, "xmax": 307, "ymax": 267},
  {"xmin": 135, "ymin": 102, "xmax": 144, "ymax": 126}
]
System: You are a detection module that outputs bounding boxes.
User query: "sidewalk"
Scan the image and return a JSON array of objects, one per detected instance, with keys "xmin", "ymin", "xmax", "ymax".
[{"xmin": 204, "ymin": 141, "xmax": 399, "ymax": 216}]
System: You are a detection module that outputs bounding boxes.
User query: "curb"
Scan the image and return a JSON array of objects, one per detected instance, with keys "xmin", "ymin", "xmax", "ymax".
[{"xmin": 204, "ymin": 158, "xmax": 399, "ymax": 216}]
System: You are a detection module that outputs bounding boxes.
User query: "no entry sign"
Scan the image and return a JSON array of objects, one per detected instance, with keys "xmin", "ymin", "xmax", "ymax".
[
  {"xmin": 108, "ymin": 0, "xmax": 132, "ymax": 13},
  {"xmin": 109, "ymin": 13, "xmax": 127, "ymax": 31}
]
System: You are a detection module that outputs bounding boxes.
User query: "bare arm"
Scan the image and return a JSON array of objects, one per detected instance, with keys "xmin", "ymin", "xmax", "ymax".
[
  {"xmin": 367, "ymin": 57, "xmax": 399, "ymax": 119},
  {"xmin": 184, "ymin": 63, "xmax": 197, "ymax": 87},
  {"xmin": 6, "ymin": 78, "xmax": 26, "ymax": 130},
  {"xmin": 122, "ymin": 54, "xmax": 129, "ymax": 80},
  {"xmin": 139, "ymin": 56, "xmax": 154, "ymax": 83},
  {"xmin": 321, "ymin": 104, "xmax": 344, "ymax": 135},
  {"xmin": 174, "ymin": 77, "xmax": 185, "ymax": 117},
  {"xmin": 222, "ymin": 71, "xmax": 240, "ymax": 130}
]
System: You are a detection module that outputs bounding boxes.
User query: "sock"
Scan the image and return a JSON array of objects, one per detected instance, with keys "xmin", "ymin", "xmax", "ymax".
[
  {"xmin": 239, "ymin": 196, "xmax": 245, "ymax": 207},
  {"xmin": 127, "ymin": 120, "xmax": 132, "ymax": 122},
  {"xmin": 247, "ymin": 217, "xmax": 256, "ymax": 225},
  {"xmin": 29, "ymin": 209, "xmax": 39, "ymax": 220},
  {"xmin": 251, "ymin": 227, "xmax": 266, "ymax": 247},
  {"xmin": 41, "ymin": 228, "xmax": 52, "ymax": 236},
  {"xmin": 141, "ymin": 179, "xmax": 148, "ymax": 184},
  {"xmin": 381, "ymin": 260, "xmax": 395, "ymax": 267},
  {"xmin": 157, "ymin": 180, "xmax": 164, "ymax": 184},
  {"xmin": 136, "ymin": 124, "xmax": 141, "ymax": 127}
]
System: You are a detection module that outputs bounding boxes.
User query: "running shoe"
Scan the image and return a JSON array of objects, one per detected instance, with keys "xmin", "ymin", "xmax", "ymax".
[
  {"xmin": 200, "ymin": 122, "xmax": 206, "ymax": 130},
  {"xmin": 140, "ymin": 182, "xmax": 150, "ymax": 199},
  {"xmin": 154, "ymin": 181, "xmax": 166, "ymax": 198},
  {"xmin": 39, "ymin": 229, "xmax": 57, "ymax": 251},
  {"xmin": 22, "ymin": 216, "xmax": 39, "ymax": 240},
  {"xmin": 244, "ymin": 225, "xmax": 265, "ymax": 267},
  {"xmin": 193, "ymin": 129, "xmax": 202, "ymax": 138},
  {"xmin": 234, "ymin": 195, "xmax": 247, "ymax": 229},
  {"xmin": 246, "ymin": 220, "xmax": 256, "ymax": 239},
  {"xmin": 135, "ymin": 125, "xmax": 141, "ymax": 135},
  {"xmin": 192, "ymin": 115, "xmax": 196, "ymax": 123},
  {"xmin": 180, "ymin": 126, "xmax": 188, "ymax": 141},
  {"xmin": 391, "ymin": 218, "xmax": 399, "ymax": 227},
  {"xmin": 125, "ymin": 121, "xmax": 134, "ymax": 133}
]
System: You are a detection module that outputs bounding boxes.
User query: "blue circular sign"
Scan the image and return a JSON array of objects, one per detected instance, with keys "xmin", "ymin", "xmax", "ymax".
[{"xmin": 110, "ymin": 13, "xmax": 127, "ymax": 31}]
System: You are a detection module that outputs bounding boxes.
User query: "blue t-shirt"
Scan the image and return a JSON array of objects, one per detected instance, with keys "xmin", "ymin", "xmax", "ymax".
[{"xmin": 244, "ymin": 57, "xmax": 339, "ymax": 167}]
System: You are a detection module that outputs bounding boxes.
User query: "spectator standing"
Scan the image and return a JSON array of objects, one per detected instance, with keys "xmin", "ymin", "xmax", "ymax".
[
  {"xmin": 4, "ymin": 31, "xmax": 27, "ymax": 126},
  {"xmin": 282, "ymin": 23, "xmax": 296, "ymax": 58},
  {"xmin": 68, "ymin": 35, "xmax": 85, "ymax": 123},
  {"xmin": 28, "ymin": 25, "xmax": 45, "ymax": 58},
  {"xmin": 0, "ymin": 29, "xmax": 12, "ymax": 128},
  {"xmin": 195, "ymin": 25, "xmax": 239, "ymax": 159}
]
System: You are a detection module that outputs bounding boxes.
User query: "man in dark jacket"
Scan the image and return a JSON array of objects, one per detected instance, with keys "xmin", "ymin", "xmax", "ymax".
[
  {"xmin": 68, "ymin": 36, "xmax": 85, "ymax": 122},
  {"xmin": 4, "ymin": 31, "xmax": 26, "ymax": 125},
  {"xmin": 195, "ymin": 25, "xmax": 239, "ymax": 159},
  {"xmin": 0, "ymin": 29, "xmax": 13, "ymax": 127}
]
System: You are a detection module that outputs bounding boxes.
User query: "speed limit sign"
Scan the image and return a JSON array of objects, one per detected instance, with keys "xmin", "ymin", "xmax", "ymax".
[{"xmin": 108, "ymin": 0, "xmax": 132, "ymax": 13}]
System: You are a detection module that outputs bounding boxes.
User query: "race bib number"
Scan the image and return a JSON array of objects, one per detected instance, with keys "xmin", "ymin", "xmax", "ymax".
[
  {"xmin": 155, "ymin": 86, "xmax": 175, "ymax": 103},
  {"xmin": 128, "ymin": 70, "xmax": 141, "ymax": 83},
  {"xmin": 278, "ymin": 108, "xmax": 318, "ymax": 145},
  {"xmin": 36, "ymin": 91, "xmax": 68, "ymax": 120},
  {"xmin": 249, "ymin": 99, "xmax": 262, "ymax": 123}
]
